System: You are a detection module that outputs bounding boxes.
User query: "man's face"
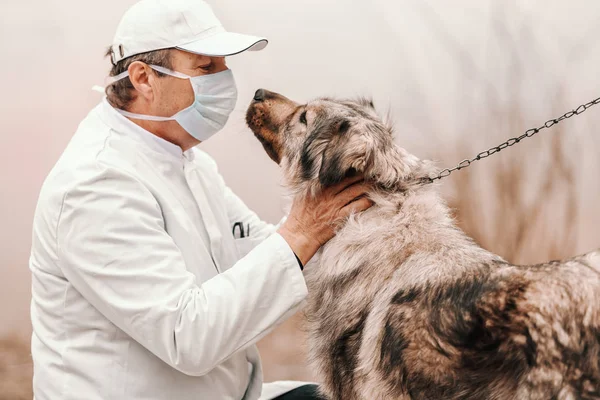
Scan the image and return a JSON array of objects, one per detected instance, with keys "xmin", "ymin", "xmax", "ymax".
[{"xmin": 150, "ymin": 49, "xmax": 228, "ymax": 146}]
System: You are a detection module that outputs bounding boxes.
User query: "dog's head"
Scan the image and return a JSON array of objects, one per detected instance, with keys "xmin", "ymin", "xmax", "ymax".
[{"xmin": 246, "ymin": 89, "xmax": 426, "ymax": 191}]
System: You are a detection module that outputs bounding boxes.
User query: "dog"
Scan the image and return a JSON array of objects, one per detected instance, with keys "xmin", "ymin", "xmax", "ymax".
[{"xmin": 246, "ymin": 89, "xmax": 600, "ymax": 400}]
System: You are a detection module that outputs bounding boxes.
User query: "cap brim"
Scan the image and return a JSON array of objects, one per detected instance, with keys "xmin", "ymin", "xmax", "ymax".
[{"xmin": 177, "ymin": 32, "xmax": 268, "ymax": 57}]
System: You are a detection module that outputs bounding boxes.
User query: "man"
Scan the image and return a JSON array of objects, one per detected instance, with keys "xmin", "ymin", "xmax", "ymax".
[{"xmin": 29, "ymin": 0, "xmax": 371, "ymax": 399}]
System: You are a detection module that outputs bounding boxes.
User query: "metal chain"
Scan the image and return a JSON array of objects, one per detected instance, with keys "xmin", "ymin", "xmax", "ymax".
[{"xmin": 427, "ymin": 96, "xmax": 600, "ymax": 183}]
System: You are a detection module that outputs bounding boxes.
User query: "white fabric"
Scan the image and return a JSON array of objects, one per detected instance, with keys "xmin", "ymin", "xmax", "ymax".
[
  {"xmin": 261, "ymin": 381, "xmax": 316, "ymax": 399},
  {"xmin": 107, "ymin": 65, "xmax": 238, "ymax": 142},
  {"xmin": 111, "ymin": 0, "xmax": 267, "ymax": 64},
  {"xmin": 29, "ymin": 98, "xmax": 308, "ymax": 400}
]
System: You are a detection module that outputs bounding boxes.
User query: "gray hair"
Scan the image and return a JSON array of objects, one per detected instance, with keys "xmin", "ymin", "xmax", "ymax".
[{"xmin": 104, "ymin": 47, "xmax": 174, "ymax": 110}]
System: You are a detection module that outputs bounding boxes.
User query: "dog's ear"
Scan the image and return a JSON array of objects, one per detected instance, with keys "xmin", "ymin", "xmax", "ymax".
[
  {"xmin": 318, "ymin": 121, "xmax": 374, "ymax": 186},
  {"xmin": 355, "ymin": 97, "xmax": 375, "ymax": 110},
  {"xmin": 318, "ymin": 120, "xmax": 419, "ymax": 188}
]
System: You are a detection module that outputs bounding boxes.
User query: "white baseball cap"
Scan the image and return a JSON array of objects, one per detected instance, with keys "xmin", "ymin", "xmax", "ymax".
[{"xmin": 110, "ymin": 0, "xmax": 268, "ymax": 64}]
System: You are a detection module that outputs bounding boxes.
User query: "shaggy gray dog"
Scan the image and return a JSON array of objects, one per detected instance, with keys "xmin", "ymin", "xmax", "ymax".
[{"xmin": 246, "ymin": 89, "xmax": 600, "ymax": 400}]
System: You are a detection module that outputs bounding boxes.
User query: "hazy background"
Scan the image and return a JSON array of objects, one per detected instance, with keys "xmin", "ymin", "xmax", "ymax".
[{"xmin": 1, "ymin": 0, "xmax": 599, "ymax": 396}]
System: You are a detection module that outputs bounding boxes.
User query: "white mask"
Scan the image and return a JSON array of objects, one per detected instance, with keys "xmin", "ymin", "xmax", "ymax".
[{"xmin": 106, "ymin": 65, "xmax": 238, "ymax": 142}]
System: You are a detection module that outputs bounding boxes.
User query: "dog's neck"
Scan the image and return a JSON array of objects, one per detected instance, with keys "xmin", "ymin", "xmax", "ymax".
[
  {"xmin": 368, "ymin": 183, "xmax": 458, "ymax": 241},
  {"xmin": 309, "ymin": 179, "xmax": 501, "ymax": 284}
]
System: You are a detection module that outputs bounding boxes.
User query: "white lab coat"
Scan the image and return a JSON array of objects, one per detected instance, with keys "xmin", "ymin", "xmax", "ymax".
[{"xmin": 29, "ymin": 98, "xmax": 310, "ymax": 400}]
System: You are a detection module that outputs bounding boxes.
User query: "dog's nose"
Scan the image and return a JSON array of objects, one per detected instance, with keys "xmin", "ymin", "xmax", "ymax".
[{"xmin": 253, "ymin": 89, "xmax": 266, "ymax": 102}]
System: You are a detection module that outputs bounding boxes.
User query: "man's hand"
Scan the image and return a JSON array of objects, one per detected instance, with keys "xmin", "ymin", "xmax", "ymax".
[{"xmin": 277, "ymin": 176, "xmax": 373, "ymax": 266}]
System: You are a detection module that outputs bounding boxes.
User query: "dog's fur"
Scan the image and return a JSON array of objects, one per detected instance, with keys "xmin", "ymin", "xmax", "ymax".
[{"xmin": 246, "ymin": 90, "xmax": 600, "ymax": 400}]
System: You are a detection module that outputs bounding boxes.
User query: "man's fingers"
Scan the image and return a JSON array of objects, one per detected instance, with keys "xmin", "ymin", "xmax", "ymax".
[
  {"xmin": 340, "ymin": 197, "xmax": 373, "ymax": 216},
  {"xmin": 330, "ymin": 175, "xmax": 365, "ymax": 195},
  {"xmin": 336, "ymin": 182, "xmax": 371, "ymax": 205}
]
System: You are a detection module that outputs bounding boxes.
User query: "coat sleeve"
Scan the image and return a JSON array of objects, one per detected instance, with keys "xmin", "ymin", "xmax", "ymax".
[{"xmin": 56, "ymin": 165, "xmax": 307, "ymax": 377}]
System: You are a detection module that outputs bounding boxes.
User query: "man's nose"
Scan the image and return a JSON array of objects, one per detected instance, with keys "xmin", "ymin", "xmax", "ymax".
[{"xmin": 253, "ymin": 89, "xmax": 266, "ymax": 102}]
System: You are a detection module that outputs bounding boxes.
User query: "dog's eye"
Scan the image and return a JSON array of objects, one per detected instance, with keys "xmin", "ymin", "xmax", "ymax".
[{"xmin": 299, "ymin": 111, "xmax": 307, "ymax": 125}]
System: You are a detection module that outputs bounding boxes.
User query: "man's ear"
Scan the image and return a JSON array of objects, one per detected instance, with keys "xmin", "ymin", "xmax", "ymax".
[{"xmin": 127, "ymin": 62, "xmax": 155, "ymax": 102}]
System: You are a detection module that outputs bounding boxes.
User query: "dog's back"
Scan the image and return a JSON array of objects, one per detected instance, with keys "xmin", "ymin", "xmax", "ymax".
[
  {"xmin": 309, "ymin": 219, "xmax": 600, "ymax": 400},
  {"xmin": 515, "ymin": 251, "xmax": 600, "ymax": 400},
  {"xmin": 305, "ymin": 190, "xmax": 600, "ymax": 400}
]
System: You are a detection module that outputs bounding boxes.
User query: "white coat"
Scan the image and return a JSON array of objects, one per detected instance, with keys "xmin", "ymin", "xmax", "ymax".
[{"xmin": 29, "ymin": 98, "xmax": 310, "ymax": 400}]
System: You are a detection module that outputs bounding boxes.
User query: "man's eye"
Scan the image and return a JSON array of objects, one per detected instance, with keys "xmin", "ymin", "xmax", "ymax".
[
  {"xmin": 299, "ymin": 111, "xmax": 307, "ymax": 125},
  {"xmin": 199, "ymin": 64, "xmax": 213, "ymax": 71}
]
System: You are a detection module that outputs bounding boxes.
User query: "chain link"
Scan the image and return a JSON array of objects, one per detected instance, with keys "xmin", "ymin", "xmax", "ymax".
[{"xmin": 427, "ymin": 96, "xmax": 600, "ymax": 183}]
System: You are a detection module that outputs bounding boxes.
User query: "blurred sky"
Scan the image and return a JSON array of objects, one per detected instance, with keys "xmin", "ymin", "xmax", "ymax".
[{"xmin": 1, "ymin": 0, "xmax": 599, "ymax": 335}]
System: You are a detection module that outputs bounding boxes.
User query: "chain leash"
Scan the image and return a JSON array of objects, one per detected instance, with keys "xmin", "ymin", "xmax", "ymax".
[{"xmin": 427, "ymin": 96, "xmax": 600, "ymax": 183}]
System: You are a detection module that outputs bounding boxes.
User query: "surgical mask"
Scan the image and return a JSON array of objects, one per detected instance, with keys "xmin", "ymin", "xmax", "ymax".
[{"xmin": 106, "ymin": 65, "xmax": 238, "ymax": 142}]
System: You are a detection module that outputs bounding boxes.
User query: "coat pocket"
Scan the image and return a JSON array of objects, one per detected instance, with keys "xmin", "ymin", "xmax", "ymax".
[{"xmin": 234, "ymin": 237, "xmax": 257, "ymax": 260}]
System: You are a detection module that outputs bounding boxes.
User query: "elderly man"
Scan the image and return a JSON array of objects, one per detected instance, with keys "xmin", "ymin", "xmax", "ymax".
[{"xmin": 29, "ymin": 0, "xmax": 371, "ymax": 399}]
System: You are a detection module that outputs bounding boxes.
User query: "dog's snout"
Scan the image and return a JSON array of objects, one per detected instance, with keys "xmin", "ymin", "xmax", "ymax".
[{"xmin": 253, "ymin": 89, "xmax": 266, "ymax": 102}]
